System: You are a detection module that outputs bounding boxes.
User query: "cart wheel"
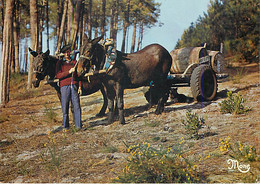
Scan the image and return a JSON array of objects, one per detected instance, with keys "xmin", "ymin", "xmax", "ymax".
[
  {"xmin": 190, "ymin": 65, "xmax": 217, "ymax": 101},
  {"xmin": 211, "ymin": 53, "xmax": 224, "ymax": 73}
]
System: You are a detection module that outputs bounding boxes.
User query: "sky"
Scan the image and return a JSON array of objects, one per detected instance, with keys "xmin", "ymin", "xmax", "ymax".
[
  {"xmin": 0, "ymin": 0, "xmax": 211, "ymax": 67},
  {"xmin": 139, "ymin": 0, "xmax": 210, "ymax": 52}
]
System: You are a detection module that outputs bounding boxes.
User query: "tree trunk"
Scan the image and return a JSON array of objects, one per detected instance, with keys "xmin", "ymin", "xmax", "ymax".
[
  {"xmin": 1, "ymin": 0, "xmax": 4, "ymax": 38},
  {"xmin": 70, "ymin": 0, "xmax": 82, "ymax": 50},
  {"xmin": 11, "ymin": 37, "xmax": 15, "ymax": 73},
  {"xmin": 38, "ymin": 0, "xmax": 44, "ymax": 52},
  {"xmin": 113, "ymin": 0, "xmax": 119, "ymax": 47},
  {"xmin": 101, "ymin": 0, "xmax": 106, "ymax": 36},
  {"xmin": 24, "ymin": 29, "xmax": 28, "ymax": 73},
  {"xmin": 13, "ymin": 0, "xmax": 20, "ymax": 73},
  {"xmin": 94, "ymin": 8, "xmax": 98, "ymax": 38},
  {"xmin": 56, "ymin": 0, "xmax": 62, "ymax": 49},
  {"xmin": 57, "ymin": 0, "xmax": 68, "ymax": 52},
  {"xmin": 66, "ymin": 0, "xmax": 73, "ymax": 45},
  {"xmin": 137, "ymin": 22, "xmax": 143, "ymax": 51},
  {"xmin": 121, "ymin": 0, "xmax": 130, "ymax": 52},
  {"xmin": 121, "ymin": 22, "xmax": 127, "ymax": 53},
  {"xmin": 80, "ymin": 4, "xmax": 86, "ymax": 46},
  {"xmin": 130, "ymin": 21, "xmax": 136, "ymax": 53},
  {"xmin": 28, "ymin": 0, "xmax": 38, "ymax": 89},
  {"xmin": 0, "ymin": 0, "xmax": 14, "ymax": 106},
  {"xmin": 110, "ymin": 0, "xmax": 115, "ymax": 38},
  {"xmin": 45, "ymin": 0, "xmax": 49, "ymax": 50},
  {"xmin": 87, "ymin": 0, "xmax": 92, "ymax": 39}
]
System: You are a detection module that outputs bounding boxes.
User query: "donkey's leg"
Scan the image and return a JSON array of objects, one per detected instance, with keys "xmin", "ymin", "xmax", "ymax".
[
  {"xmin": 116, "ymin": 82, "xmax": 125, "ymax": 125},
  {"xmin": 96, "ymin": 84, "xmax": 108, "ymax": 117}
]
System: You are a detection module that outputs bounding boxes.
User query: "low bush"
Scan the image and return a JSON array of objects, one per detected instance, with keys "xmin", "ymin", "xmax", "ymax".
[
  {"xmin": 40, "ymin": 130, "xmax": 67, "ymax": 177},
  {"xmin": 219, "ymin": 91, "xmax": 251, "ymax": 114},
  {"xmin": 182, "ymin": 110, "xmax": 205, "ymax": 140},
  {"xmin": 219, "ymin": 137, "xmax": 259, "ymax": 162},
  {"xmin": 113, "ymin": 142, "xmax": 203, "ymax": 183}
]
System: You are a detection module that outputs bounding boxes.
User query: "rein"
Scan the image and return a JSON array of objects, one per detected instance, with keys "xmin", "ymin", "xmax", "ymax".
[
  {"xmin": 80, "ymin": 42, "xmax": 115, "ymax": 78},
  {"xmin": 79, "ymin": 45, "xmax": 99, "ymax": 73}
]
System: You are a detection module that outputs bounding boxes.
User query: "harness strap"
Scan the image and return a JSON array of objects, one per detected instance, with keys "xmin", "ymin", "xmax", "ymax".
[{"xmin": 79, "ymin": 55, "xmax": 92, "ymax": 60}]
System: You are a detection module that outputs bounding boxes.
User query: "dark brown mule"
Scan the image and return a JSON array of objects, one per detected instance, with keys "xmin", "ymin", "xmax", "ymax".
[
  {"xmin": 29, "ymin": 48, "xmax": 108, "ymax": 117},
  {"xmin": 77, "ymin": 35, "xmax": 172, "ymax": 124}
]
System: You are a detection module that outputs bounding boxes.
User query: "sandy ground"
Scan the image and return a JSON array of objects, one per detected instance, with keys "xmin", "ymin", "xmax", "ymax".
[{"xmin": 0, "ymin": 62, "xmax": 259, "ymax": 183}]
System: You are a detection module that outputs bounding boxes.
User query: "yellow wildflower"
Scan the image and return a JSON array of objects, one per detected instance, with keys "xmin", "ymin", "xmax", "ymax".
[{"xmin": 179, "ymin": 137, "xmax": 185, "ymax": 144}]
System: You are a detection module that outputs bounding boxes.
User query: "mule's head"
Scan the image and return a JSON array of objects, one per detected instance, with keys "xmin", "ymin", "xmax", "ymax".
[
  {"xmin": 29, "ymin": 48, "xmax": 50, "ymax": 87},
  {"xmin": 77, "ymin": 34, "xmax": 104, "ymax": 77}
]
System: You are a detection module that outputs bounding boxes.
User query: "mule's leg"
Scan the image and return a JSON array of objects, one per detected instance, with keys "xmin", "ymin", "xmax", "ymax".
[
  {"xmin": 114, "ymin": 97, "xmax": 119, "ymax": 116},
  {"xmin": 106, "ymin": 84, "xmax": 116, "ymax": 124},
  {"xmin": 155, "ymin": 82, "xmax": 170, "ymax": 115},
  {"xmin": 116, "ymin": 82, "xmax": 125, "ymax": 125},
  {"xmin": 96, "ymin": 84, "xmax": 108, "ymax": 117},
  {"xmin": 155, "ymin": 89, "xmax": 163, "ymax": 114}
]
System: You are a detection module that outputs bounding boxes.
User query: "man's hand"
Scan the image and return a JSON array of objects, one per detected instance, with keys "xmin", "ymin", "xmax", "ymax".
[
  {"xmin": 69, "ymin": 67, "xmax": 75, "ymax": 74},
  {"xmin": 78, "ymin": 87, "xmax": 82, "ymax": 96}
]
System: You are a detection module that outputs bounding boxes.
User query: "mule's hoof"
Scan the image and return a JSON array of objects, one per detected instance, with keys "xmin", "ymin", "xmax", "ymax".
[
  {"xmin": 120, "ymin": 118, "xmax": 125, "ymax": 125},
  {"xmin": 96, "ymin": 112, "xmax": 106, "ymax": 117},
  {"xmin": 155, "ymin": 110, "xmax": 161, "ymax": 115}
]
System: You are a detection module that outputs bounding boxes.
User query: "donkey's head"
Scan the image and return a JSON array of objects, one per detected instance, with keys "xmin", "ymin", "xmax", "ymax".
[
  {"xmin": 29, "ymin": 48, "xmax": 50, "ymax": 87},
  {"xmin": 77, "ymin": 34, "xmax": 104, "ymax": 77}
]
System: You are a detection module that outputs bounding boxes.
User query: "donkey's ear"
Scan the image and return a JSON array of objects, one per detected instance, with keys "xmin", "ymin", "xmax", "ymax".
[
  {"xmin": 29, "ymin": 47, "xmax": 38, "ymax": 57},
  {"xmin": 91, "ymin": 35, "xmax": 103, "ymax": 45}
]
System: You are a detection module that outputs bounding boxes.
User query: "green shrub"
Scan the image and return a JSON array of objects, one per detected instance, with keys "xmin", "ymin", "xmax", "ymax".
[
  {"xmin": 113, "ymin": 142, "xmax": 203, "ymax": 183},
  {"xmin": 219, "ymin": 91, "xmax": 251, "ymax": 114},
  {"xmin": 219, "ymin": 137, "xmax": 259, "ymax": 162},
  {"xmin": 230, "ymin": 142, "xmax": 258, "ymax": 162},
  {"xmin": 44, "ymin": 105, "xmax": 58, "ymax": 123},
  {"xmin": 182, "ymin": 110, "xmax": 205, "ymax": 140},
  {"xmin": 40, "ymin": 130, "xmax": 67, "ymax": 176}
]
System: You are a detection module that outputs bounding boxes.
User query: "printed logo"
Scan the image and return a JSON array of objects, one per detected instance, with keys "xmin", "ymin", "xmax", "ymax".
[{"xmin": 227, "ymin": 159, "xmax": 250, "ymax": 173}]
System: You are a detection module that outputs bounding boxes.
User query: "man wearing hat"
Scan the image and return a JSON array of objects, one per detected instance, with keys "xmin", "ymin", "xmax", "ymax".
[{"xmin": 56, "ymin": 45, "xmax": 82, "ymax": 130}]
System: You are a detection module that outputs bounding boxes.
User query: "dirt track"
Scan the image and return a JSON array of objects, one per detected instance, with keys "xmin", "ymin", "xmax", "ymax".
[{"xmin": 0, "ymin": 62, "xmax": 259, "ymax": 183}]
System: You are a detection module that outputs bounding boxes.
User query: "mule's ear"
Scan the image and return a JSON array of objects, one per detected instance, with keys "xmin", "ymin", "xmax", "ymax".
[
  {"xmin": 91, "ymin": 35, "xmax": 103, "ymax": 45},
  {"xmin": 83, "ymin": 33, "xmax": 89, "ymax": 43},
  {"xmin": 44, "ymin": 49, "xmax": 50, "ymax": 56},
  {"xmin": 29, "ymin": 47, "xmax": 38, "ymax": 57}
]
